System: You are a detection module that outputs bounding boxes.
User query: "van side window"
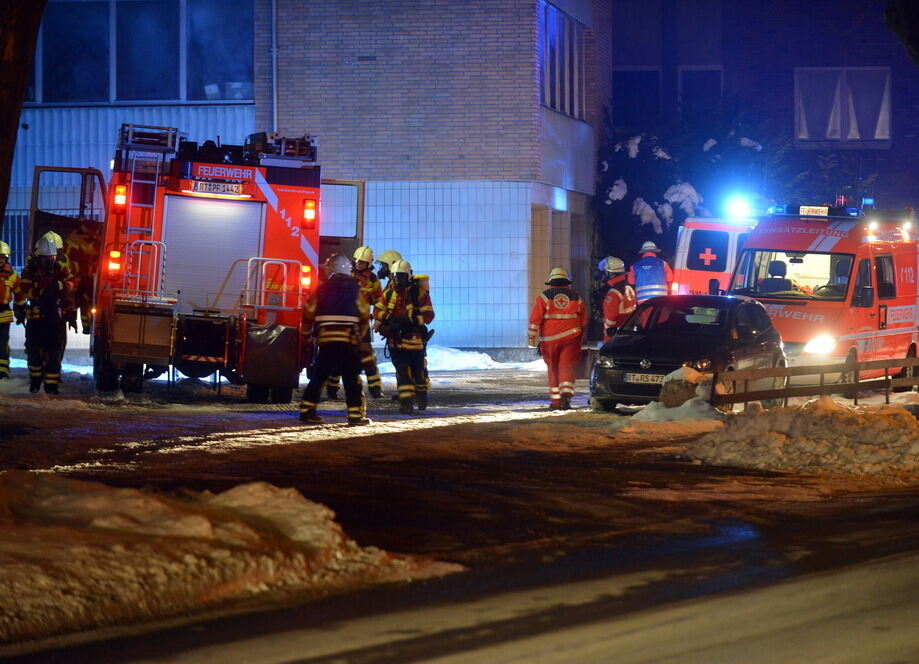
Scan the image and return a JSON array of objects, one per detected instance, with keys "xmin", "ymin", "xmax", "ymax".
[
  {"xmin": 875, "ymin": 255, "xmax": 896, "ymax": 299},
  {"xmin": 687, "ymin": 230, "xmax": 728, "ymax": 272},
  {"xmin": 736, "ymin": 233, "xmax": 748, "ymax": 256},
  {"xmin": 852, "ymin": 258, "xmax": 871, "ymax": 306}
]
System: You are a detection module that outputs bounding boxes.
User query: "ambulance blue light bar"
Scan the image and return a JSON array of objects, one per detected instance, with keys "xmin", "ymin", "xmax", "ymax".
[{"xmin": 766, "ymin": 204, "xmax": 862, "ymax": 218}]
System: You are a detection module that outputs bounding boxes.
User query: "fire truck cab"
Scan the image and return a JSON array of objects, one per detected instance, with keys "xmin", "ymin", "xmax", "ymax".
[
  {"xmin": 29, "ymin": 124, "xmax": 362, "ymax": 402},
  {"xmin": 672, "ymin": 216, "xmax": 756, "ymax": 295},
  {"xmin": 727, "ymin": 204, "xmax": 918, "ymax": 380}
]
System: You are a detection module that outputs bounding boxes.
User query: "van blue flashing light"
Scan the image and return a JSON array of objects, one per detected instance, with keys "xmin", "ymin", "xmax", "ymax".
[{"xmin": 725, "ymin": 196, "xmax": 753, "ymax": 219}]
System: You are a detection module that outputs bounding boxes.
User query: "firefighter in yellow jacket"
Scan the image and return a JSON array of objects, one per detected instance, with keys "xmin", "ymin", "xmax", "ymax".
[
  {"xmin": 374, "ymin": 259, "xmax": 434, "ymax": 414},
  {"xmin": 14, "ymin": 235, "xmax": 77, "ymax": 394},
  {"xmin": 0, "ymin": 241, "xmax": 18, "ymax": 379},
  {"xmin": 325, "ymin": 245, "xmax": 386, "ymax": 400},
  {"xmin": 62, "ymin": 220, "xmax": 101, "ymax": 334},
  {"xmin": 299, "ymin": 253, "xmax": 371, "ymax": 426}
]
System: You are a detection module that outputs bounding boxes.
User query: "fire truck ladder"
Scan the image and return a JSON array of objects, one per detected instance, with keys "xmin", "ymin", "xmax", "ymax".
[
  {"xmin": 241, "ymin": 258, "xmax": 304, "ymax": 314},
  {"xmin": 119, "ymin": 240, "xmax": 173, "ymax": 302},
  {"xmin": 119, "ymin": 125, "xmax": 178, "ymax": 237}
]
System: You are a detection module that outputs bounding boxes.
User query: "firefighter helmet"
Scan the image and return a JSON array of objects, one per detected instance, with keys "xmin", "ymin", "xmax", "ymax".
[
  {"xmin": 324, "ymin": 253, "xmax": 353, "ymax": 276},
  {"xmin": 545, "ymin": 267, "xmax": 571, "ymax": 284},
  {"xmin": 599, "ymin": 256, "xmax": 625, "ymax": 274},
  {"xmin": 377, "ymin": 249, "xmax": 402, "ymax": 267},
  {"xmin": 391, "ymin": 259, "xmax": 412, "ymax": 275},
  {"xmin": 39, "ymin": 231, "xmax": 64, "ymax": 250},
  {"xmin": 353, "ymin": 245, "xmax": 374, "ymax": 263},
  {"xmin": 0, "ymin": 241, "xmax": 9, "ymax": 257},
  {"xmin": 639, "ymin": 240, "xmax": 661, "ymax": 253},
  {"xmin": 35, "ymin": 236, "xmax": 58, "ymax": 257}
]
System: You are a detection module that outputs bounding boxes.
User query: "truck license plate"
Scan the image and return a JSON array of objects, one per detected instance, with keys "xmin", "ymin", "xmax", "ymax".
[
  {"xmin": 193, "ymin": 180, "xmax": 243, "ymax": 196},
  {"xmin": 624, "ymin": 373, "xmax": 664, "ymax": 384}
]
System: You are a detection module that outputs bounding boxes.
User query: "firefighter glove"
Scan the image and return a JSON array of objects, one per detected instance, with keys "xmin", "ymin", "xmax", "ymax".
[
  {"xmin": 606, "ymin": 326, "xmax": 618, "ymax": 338},
  {"xmin": 527, "ymin": 333, "xmax": 538, "ymax": 348},
  {"xmin": 389, "ymin": 315, "xmax": 412, "ymax": 333},
  {"xmin": 535, "ymin": 343, "xmax": 542, "ymax": 357},
  {"xmin": 68, "ymin": 318, "xmax": 78, "ymax": 333},
  {"xmin": 14, "ymin": 304, "xmax": 27, "ymax": 325}
]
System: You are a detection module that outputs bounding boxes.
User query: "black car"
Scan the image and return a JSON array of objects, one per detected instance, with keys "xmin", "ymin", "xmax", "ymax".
[{"xmin": 589, "ymin": 295, "xmax": 785, "ymax": 410}]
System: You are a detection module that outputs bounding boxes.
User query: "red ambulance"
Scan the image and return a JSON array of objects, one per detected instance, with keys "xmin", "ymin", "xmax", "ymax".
[
  {"xmin": 727, "ymin": 204, "xmax": 918, "ymax": 380},
  {"xmin": 672, "ymin": 216, "xmax": 756, "ymax": 295}
]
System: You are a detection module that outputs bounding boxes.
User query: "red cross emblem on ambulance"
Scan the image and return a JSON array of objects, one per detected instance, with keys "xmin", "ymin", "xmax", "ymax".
[{"xmin": 698, "ymin": 247, "xmax": 717, "ymax": 266}]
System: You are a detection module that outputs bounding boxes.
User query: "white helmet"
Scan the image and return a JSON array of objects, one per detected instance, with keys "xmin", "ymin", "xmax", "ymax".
[
  {"xmin": 35, "ymin": 236, "xmax": 58, "ymax": 257},
  {"xmin": 353, "ymin": 245, "xmax": 374, "ymax": 263},
  {"xmin": 324, "ymin": 253, "xmax": 352, "ymax": 276},
  {"xmin": 391, "ymin": 259, "xmax": 412, "ymax": 275},
  {"xmin": 0, "ymin": 241, "xmax": 9, "ymax": 257},
  {"xmin": 640, "ymin": 240, "xmax": 661, "ymax": 253},
  {"xmin": 599, "ymin": 256, "xmax": 625, "ymax": 274}
]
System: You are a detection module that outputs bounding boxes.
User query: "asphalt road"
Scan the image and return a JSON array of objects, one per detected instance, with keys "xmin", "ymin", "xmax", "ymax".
[{"xmin": 4, "ymin": 370, "xmax": 919, "ymax": 662}]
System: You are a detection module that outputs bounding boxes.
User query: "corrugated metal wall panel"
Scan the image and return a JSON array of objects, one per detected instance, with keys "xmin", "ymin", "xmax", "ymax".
[{"xmin": 11, "ymin": 105, "xmax": 256, "ymax": 189}]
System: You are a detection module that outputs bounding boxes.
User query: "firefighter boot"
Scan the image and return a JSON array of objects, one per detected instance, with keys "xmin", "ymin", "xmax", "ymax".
[
  {"xmin": 399, "ymin": 397, "xmax": 414, "ymax": 415},
  {"xmin": 369, "ymin": 385, "xmax": 384, "ymax": 399},
  {"xmin": 299, "ymin": 407, "xmax": 324, "ymax": 425},
  {"xmin": 29, "ymin": 377, "xmax": 41, "ymax": 394},
  {"xmin": 326, "ymin": 387, "xmax": 339, "ymax": 400},
  {"xmin": 348, "ymin": 416, "xmax": 372, "ymax": 426},
  {"xmin": 560, "ymin": 394, "xmax": 572, "ymax": 410},
  {"xmin": 416, "ymin": 391, "xmax": 428, "ymax": 411},
  {"xmin": 44, "ymin": 383, "xmax": 59, "ymax": 395}
]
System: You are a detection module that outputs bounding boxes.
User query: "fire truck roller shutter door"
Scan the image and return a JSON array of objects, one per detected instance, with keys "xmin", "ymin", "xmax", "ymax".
[{"xmin": 161, "ymin": 196, "xmax": 265, "ymax": 313}]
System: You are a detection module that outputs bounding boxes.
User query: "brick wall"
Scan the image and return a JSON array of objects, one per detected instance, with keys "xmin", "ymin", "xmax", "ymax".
[{"xmin": 257, "ymin": 0, "xmax": 543, "ymax": 182}]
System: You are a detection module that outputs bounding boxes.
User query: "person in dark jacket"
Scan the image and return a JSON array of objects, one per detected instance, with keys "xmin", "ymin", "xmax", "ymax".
[{"xmin": 298, "ymin": 254, "xmax": 371, "ymax": 426}]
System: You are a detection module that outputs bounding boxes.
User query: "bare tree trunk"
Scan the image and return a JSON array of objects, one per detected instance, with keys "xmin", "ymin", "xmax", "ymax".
[{"xmin": 0, "ymin": 1, "xmax": 47, "ymax": 232}]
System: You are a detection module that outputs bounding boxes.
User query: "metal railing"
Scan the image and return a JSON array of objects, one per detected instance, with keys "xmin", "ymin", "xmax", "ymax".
[
  {"xmin": 710, "ymin": 357, "xmax": 919, "ymax": 408},
  {"xmin": 240, "ymin": 257, "xmax": 304, "ymax": 313}
]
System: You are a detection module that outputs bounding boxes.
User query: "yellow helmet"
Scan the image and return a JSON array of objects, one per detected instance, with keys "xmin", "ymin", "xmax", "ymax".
[
  {"xmin": 353, "ymin": 245, "xmax": 374, "ymax": 263},
  {"xmin": 599, "ymin": 256, "xmax": 625, "ymax": 274},
  {"xmin": 376, "ymin": 249, "xmax": 402, "ymax": 267},
  {"xmin": 0, "ymin": 241, "xmax": 9, "ymax": 257},
  {"xmin": 38, "ymin": 231, "xmax": 63, "ymax": 250},
  {"xmin": 546, "ymin": 267, "xmax": 571, "ymax": 284}
]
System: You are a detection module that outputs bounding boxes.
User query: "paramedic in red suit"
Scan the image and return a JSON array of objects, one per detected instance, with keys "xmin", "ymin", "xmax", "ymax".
[
  {"xmin": 599, "ymin": 256, "xmax": 636, "ymax": 341},
  {"xmin": 528, "ymin": 267, "xmax": 587, "ymax": 410},
  {"xmin": 628, "ymin": 240, "xmax": 673, "ymax": 302}
]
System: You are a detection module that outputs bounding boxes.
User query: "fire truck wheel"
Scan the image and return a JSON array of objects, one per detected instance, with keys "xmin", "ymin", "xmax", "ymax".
[
  {"xmin": 120, "ymin": 364, "xmax": 144, "ymax": 394},
  {"xmin": 93, "ymin": 354, "xmax": 119, "ymax": 393},
  {"xmin": 761, "ymin": 359, "xmax": 787, "ymax": 409},
  {"xmin": 246, "ymin": 384, "xmax": 271, "ymax": 403},
  {"xmin": 269, "ymin": 387, "xmax": 294, "ymax": 404},
  {"xmin": 589, "ymin": 397, "xmax": 614, "ymax": 412},
  {"xmin": 715, "ymin": 369, "xmax": 736, "ymax": 413},
  {"xmin": 894, "ymin": 347, "xmax": 918, "ymax": 393}
]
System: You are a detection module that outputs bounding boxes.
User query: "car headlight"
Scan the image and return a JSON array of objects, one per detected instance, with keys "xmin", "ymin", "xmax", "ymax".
[
  {"xmin": 596, "ymin": 356, "xmax": 617, "ymax": 369},
  {"xmin": 683, "ymin": 358, "xmax": 712, "ymax": 371},
  {"xmin": 802, "ymin": 334, "xmax": 837, "ymax": 355}
]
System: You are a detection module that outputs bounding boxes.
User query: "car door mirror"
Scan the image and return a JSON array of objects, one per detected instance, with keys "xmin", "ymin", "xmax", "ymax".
[
  {"xmin": 855, "ymin": 285, "xmax": 874, "ymax": 308},
  {"xmin": 708, "ymin": 278, "xmax": 722, "ymax": 295}
]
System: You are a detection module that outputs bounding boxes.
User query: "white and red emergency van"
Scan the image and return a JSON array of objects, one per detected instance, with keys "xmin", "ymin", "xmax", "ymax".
[
  {"xmin": 672, "ymin": 216, "xmax": 756, "ymax": 295},
  {"xmin": 29, "ymin": 124, "xmax": 364, "ymax": 402},
  {"xmin": 727, "ymin": 203, "xmax": 918, "ymax": 380}
]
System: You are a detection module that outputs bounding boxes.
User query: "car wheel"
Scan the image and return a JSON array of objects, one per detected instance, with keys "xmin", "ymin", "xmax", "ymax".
[
  {"xmin": 716, "ymin": 369, "xmax": 736, "ymax": 413},
  {"xmin": 270, "ymin": 386, "xmax": 294, "ymax": 404},
  {"xmin": 246, "ymin": 383, "xmax": 271, "ymax": 403},
  {"xmin": 589, "ymin": 396, "xmax": 614, "ymax": 412},
  {"xmin": 893, "ymin": 346, "xmax": 917, "ymax": 393},
  {"xmin": 761, "ymin": 359, "xmax": 787, "ymax": 409},
  {"xmin": 837, "ymin": 350, "xmax": 859, "ymax": 399}
]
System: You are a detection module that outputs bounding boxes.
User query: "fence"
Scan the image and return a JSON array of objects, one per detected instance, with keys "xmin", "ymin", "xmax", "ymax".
[{"xmin": 710, "ymin": 357, "xmax": 919, "ymax": 408}]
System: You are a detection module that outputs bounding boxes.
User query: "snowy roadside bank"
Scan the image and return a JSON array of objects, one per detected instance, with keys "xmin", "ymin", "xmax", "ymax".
[{"xmin": 0, "ymin": 472, "xmax": 461, "ymax": 651}]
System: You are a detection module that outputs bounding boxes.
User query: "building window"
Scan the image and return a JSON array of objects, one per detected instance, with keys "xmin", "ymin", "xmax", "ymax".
[
  {"xmin": 795, "ymin": 67, "xmax": 891, "ymax": 147},
  {"xmin": 679, "ymin": 67, "xmax": 722, "ymax": 115},
  {"xmin": 540, "ymin": 2, "xmax": 586, "ymax": 121},
  {"xmin": 29, "ymin": 0, "xmax": 253, "ymax": 106},
  {"xmin": 42, "ymin": 1, "xmax": 110, "ymax": 103},
  {"xmin": 612, "ymin": 69, "xmax": 661, "ymax": 129}
]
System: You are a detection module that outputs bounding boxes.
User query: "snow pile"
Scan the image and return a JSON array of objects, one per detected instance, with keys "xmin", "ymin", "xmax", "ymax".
[
  {"xmin": 0, "ymin": 472, "xmax": 461, "ymax": 645},
  {"xmin": 378, "ymin": 345, "xmax": 544, "ymax": 374},
  {"xmin": 686, "ymin": 396, "xmax": 919, "ymax": 476}
]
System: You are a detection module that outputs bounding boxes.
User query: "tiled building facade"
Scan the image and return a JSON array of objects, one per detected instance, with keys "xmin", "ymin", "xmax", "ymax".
[{"xmin": 256, "ymin": 0, "xmax": 611, "ymax": 352}]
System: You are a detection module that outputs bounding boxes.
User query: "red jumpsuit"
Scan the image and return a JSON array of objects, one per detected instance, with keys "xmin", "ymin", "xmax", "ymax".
[
  {"xmin": 601, "ymin": 275, "xmax": 637, "ymax": 341},
  {"xmin": 528, "ymin": 285, "xmax": 586, "ymax": 407}
]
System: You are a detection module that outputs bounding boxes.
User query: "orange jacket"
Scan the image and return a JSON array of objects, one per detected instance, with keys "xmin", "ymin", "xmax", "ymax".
[
  {"xmin": 602, "ymin": 275, "xmax": 637, "ymax": 339},
  {"xmin": 528, "ymin": 286, "xmax": 586, "ymax": 346}
]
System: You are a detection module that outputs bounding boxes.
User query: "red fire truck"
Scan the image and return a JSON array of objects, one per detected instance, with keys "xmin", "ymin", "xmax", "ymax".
[
  {"xmin": 29, "ymin": 124, "xmax": 363, "ymax": 402},
  {"xmin": 727, "ymin": 203, "xmax": 918, "ymax": 381}
]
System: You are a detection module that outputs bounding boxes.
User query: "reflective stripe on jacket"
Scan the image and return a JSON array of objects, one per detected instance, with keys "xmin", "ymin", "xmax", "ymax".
[
  {"xmin": 628, "ymin": 254, "xmax": 672, "ymax": 302},
  {"xmin": 528, "ymin": 286, "xmax": 586, "ymax": 346}
]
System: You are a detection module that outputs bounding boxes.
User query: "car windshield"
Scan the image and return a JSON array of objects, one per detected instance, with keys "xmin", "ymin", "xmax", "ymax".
[
  {"xmin": 621, "ymin": 301, "xmax": 729, "ymax": 336},
  {"xmin": 729, "ymin": 249, "xmax": 854, "ymax": 300}
]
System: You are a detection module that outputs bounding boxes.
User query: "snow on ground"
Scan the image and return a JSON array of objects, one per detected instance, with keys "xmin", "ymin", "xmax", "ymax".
[
  {"xmin": 378, "ymin": 344, "xmax": 545, "ymax": 374},
  {"xmin": 685, "ymin": 396, "xmax": 919, "ymax": 477},
  {"xmin": 0, "ymin": 471, "xmax": 461, "ymax": 648}
]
